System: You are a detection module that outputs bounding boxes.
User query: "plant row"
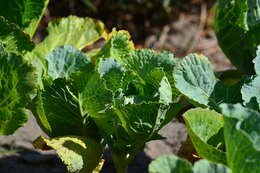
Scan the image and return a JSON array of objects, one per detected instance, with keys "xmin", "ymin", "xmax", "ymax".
[{"xmin": 0, "ymin": 0, "xmax": 259, "ymax": 173}]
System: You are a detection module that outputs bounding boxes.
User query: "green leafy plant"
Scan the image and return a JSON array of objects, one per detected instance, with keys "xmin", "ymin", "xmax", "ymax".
[
  {"xmin": 215, "ymin": 0, "xmax": 260, "ymax": 74},
  {"xmin": 30, "ymin": 29, "xmax": 184, "ymax": 172},
  {"xmin": 150, "ymin": 45, "xmax": 260, "ymax": 173},
  {"xmin": 0, "ymin": 0, "xmax": 48, "ymax": 134},
  {"xmin": 1, "ymin": 0, "xmax": 260, "ymax": 172},
  {"xmin": 149, "ymin": 103, "xmax": 260, "ymax": 173},
  {"xmin": 0, "ymin": 0, "xmax": 184, "ymax": 171}
]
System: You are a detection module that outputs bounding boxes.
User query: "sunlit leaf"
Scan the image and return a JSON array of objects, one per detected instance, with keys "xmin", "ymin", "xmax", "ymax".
[
  {"xmin": 33, "ymin": 136, "xmax": 103, "ymax": 173},
  {"xmin": 0, "ymin": 46, "xmax": 36, "ymax": 135},
  {"xmin": 183, "ymin": 108, "xmax": 226, "ymax": 164},
  {"xmin": 173, "ymin": 54, "xmax": 244, "ymax": 111}
]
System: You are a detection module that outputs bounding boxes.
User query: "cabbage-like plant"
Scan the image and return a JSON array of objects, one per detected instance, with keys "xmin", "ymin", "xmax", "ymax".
[{"xmin": 31, "ymin": 29, "xmax": 183, "ymax": 172}]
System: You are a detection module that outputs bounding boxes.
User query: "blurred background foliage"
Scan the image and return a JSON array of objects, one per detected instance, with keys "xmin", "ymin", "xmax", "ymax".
[{"xmin": 36, "ymin": 0, "xmax": 216, "ymax": 44}]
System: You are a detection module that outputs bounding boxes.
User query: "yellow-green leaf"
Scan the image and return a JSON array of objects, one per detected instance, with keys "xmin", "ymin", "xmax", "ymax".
[{"xmin": 33, "ymin": 136, "xmax": 104, "ymax": 173}]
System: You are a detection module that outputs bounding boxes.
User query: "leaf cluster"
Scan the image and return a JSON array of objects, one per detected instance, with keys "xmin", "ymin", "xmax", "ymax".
[
  {"xmin": 150, "ymin": 46, "xmax": 260, "ymax": 172},
  {"xmin": 1, "ymin": 0, "xmax": 260, "ymax": 173},
  {"xmin": 0, "ymin": 1, "xmax": 183, "ymax": 171}
]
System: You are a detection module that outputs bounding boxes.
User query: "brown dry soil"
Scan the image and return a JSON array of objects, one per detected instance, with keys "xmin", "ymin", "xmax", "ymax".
[{"xmin": 0, "ymin": 0, "xmax": 234, "ymax": 172}]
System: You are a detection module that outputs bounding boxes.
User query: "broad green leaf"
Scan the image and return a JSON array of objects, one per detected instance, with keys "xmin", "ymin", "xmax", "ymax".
[
  {"xmin": 183, "ymin": 108, "xmax": 226, "ymax": 164},
  {"xmin": 149, "ymin": 155, "xmax": 193, "ymax": 173},
  {"xmin": 78, "ymin": 57, "xmax": 126, "ymax": 139},
  {"xmin": 26, "ymin": 16, "xmax": 106, "ymax": 88},
  {"xmin": 33, "ymin": 136, "xmax": 103, "ymax": 173},
  {"xmin": 47, "ymin": 46, "xmax": 93, "ymax": 81},
  {"xmin": 30, "ymin": 16, "xmax": 107, "ymax": 63},
  {"xmin": 79, "ymin": 71, "xmax": 118, "ymax": 135},
  {"xmin": 0, "ymin": 17, "xmax": 34, "ymax": 54},
  {"xmin": 115, "ymin": 103, "xmax": 169, "ymax": 140},
  {"xmin": 0, "ymin": 46, "xmax": 36, "ymax": 135},
  {"xmin": 173, "ymin": 54, "xmax": 217, "ymax": 108},
  {"xmin": 215, "ymin": 0, "xmax": 260, "ymax": 74},
  {"xmin": 126, "ymin": 50, "xmax": 178, "ymax": 80},
  {"xmin": 221, "ymin": 104, "xmax": 260, "ymax": 173},
  {"xmin": 173, "ymin": 54, "xmax": 244, "ymax": 111},
  {"xmin": 0, "ymin": 0, "xmax": 49, "ymax": 37},
  {"xmin": 148, "ymin": 155, "xmax": 231, "ymax": 173},
  {"xmin": 125, "ymin": 49, "xmax": 175, "ymax": 103},
  {"xmin": 31, "ymin": 78, "xmax": 99, "ymax": 139},
  {"xmin": 110, "ymin": 78, "xmax": 172, "ymax": 172}
]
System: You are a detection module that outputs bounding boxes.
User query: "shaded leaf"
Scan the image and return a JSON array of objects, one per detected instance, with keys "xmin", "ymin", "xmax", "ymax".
[
  {"xmin": 115, "ymin": 103, "xmax": 169, "ymax": 140},
  {"xmin": 215, "ymin": 0, "xmax": 260, "ymax": 74},
  {"xmin": 0, "ymin": 17, "xmax": 34, "ymax": 54},
  {"xmin": 31, "ymin": 78, "xmax": 99, "ymax": 139},
  {"xmin": 0, "ymin": 0, "xmax": 49, "ymax": 37},
  {"xmin": 215, "ymin": 70, "xmax": 244, "ymax": 86},
  {"xmin": 79, "ymin": 71, "xmax": 117, "ymax": 135},
  {"xmin": 77, "ymin": 49, "xmax": 175, "ymax": 172},
  {"xmin": 177, "ymin": 136, "xmax": 199, "ymax": 163}
]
